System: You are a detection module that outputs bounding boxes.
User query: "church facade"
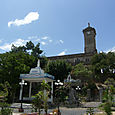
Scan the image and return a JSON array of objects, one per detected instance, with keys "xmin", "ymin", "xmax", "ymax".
[{"xmin": 48, "ymin": 23, "xmax": 97, "ymax": 65}]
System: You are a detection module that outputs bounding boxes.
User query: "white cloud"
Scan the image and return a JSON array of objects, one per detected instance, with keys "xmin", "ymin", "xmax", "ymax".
[
  {"xmin": 58, "ymin": 49, "xmax": 67, "ymax": 56},
  {"xmin": 28, "ymin": 36, "xmax": 38, "ymax": 40},
  {"xmin": 41, "ymin": 41, "xmax": 46, "ymax": 45},
  {"xmin": 59, "ymin": 40, "xmax": 64, "ymax": 44},
  {"xmin": 106, "ymin": 46, "xmax": 115, "ymax": 53},
  {"xmin": 49, "ymin": 40, "xmax": 53, "ymax": 43},
  {"xmin": 0, "ymin": 40, "xmax": 2, "ymax": 44},
  {"xmin": 8, "ymin": 12, "xmax": 39, "ymax": 27},
  {"xmin": 35, "ymin": 38, "xmax": 40, "ymax": 42},
  {"xmin": 0, "ymin": 38, "xmax": 29, "ymax": 51},
  {"xmin": 41, "ymin": 36, "xmax": 48, "ymax": 40},
  {"xmin": 55, "ymin": 40, "xmax": 64, "ymax": 45},
  {"xmin": 0, "ymin": 43, "xmax": 11, "ymax": 51}
]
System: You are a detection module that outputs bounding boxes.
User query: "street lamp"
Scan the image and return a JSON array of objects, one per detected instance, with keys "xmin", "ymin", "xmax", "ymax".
[
  {"xmin": 54, "ymin": 80, "xmax": 63, "ymax": 115},
  {"xmin": 19, "ymin": 80, "xmax": 27, "ymax": 112},
  {"xmin": 76, "ymin": 86, "xmax": 81, "ymax": 107}
]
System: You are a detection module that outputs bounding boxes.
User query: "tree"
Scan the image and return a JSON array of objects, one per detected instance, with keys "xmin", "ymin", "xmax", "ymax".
[
  {"xmin": 45, "ymin": 60, "xmax": 72, "ymax": 81},
  {"xmin": 72, "ymin": 63, "xmax": 92, "ymax": 82},
  {"xmin": 11, "ymin": 44, "xmax": 26, "ymax": 53},
  {"xmin": 0, "ymin": 41, "xmax": 45, "ymax": 103},
  {"xmin": 99, "ymin": 78, "xmax": 115, "ymax": 115},
  {"xmin": 11, "ymin": 41, "xmax": 43, "ymax": 58},
  {"xmin": 0, "ymin": 82, "xmax": 12, "ymax": 115},
  {"xmin": 32, "ymin": 91, "xmax": 43, "ymax": 114},
  {"xmin": 26, "ymin": 41, "xmax": 34, "ymax": 50},
  {"xmin": 31, "ymin": 43, "xmax": 43, "ymax": 58},
  {"xmin": 41, "ymin": 80, "xmax": 50, "ymax": 115},
  {"xmin": 0, "ymin": 81, "xmax": 10, "ymax": 100},
  {"xmin": 72, "ymin": 63, "xmax": 96, "ymax": 98},
  {"xmin": 0, "ymin": 52, "xmax": 36, "ymax": 102},
  {"xmin": 91, "ymin": 52, "xmax": 115, "ymax": 82},
  {"xmin": 32, "ymin": 80, "xmax": 50, "ymax": 115},
  {"xmin": 40, "ymin": 56, "xmax": 48, "ymax": 69}
]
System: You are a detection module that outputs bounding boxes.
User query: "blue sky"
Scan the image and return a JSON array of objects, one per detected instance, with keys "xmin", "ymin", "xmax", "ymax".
[{"xmin": 0, "ymin": 0, "xmax": 115, "ymax": 56}]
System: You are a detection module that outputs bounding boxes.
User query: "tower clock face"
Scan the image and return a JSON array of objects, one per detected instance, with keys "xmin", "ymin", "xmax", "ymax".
[{"xmin": 87, "ymin": 31, "xmax": 91, "ymax": 34}]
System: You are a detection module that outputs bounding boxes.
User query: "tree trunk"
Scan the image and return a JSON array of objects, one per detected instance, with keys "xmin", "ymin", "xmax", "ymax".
[{"xmin": 38, "ymin": 108, "xmax": 41, "ymax": 115}]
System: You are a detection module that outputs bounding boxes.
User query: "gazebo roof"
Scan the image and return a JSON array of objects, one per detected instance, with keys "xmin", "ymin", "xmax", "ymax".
[{"xmin": 20, "ymin": 60, "xmax": 55, "ymax": 82}]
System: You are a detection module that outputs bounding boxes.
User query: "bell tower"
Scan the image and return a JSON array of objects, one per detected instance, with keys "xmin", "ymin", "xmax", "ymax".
[{"xmin": 83, "ymin": 23, "xmax": 97, "ymax": 54}]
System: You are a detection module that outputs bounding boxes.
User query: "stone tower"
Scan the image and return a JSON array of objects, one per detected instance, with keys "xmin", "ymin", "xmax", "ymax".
[{"xmin": 83, "ymin": 23, "xmax": 97, "ymax": 54}]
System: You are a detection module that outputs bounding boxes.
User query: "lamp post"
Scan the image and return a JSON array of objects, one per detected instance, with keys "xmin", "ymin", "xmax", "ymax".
[
  {"xmin": 19, "ymin": 80, "xmax": 27, "ymax": 112},
  {"xmin": 76, "ymin": 86, "xmax": 81, "ymax": 107},
  {"xmin": 55, "ymin": 80, "xmax": 63, "ymax": 115}
]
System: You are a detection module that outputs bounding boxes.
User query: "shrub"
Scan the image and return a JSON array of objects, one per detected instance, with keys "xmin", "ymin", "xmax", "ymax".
[{"xmin": 0, "ymin": 108, "xmax": 12, "ymax": 115}]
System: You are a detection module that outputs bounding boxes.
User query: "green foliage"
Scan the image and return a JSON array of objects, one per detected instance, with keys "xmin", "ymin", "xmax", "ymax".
[
  {"xmin": 11, "ymin": 41, "xmax": 43, "ymax": 58},
  {"xmin": 73, "ymin": 63, "xmax": 92, "ymax": 79},
  {"xmin": 40, "ymin": 56, "xmax": 48, "ymax": 69},
  {"xmin": 104, "ymin": 78, "xmax": 115, "ymax": 88},
  {"xmin": 54, "ymin": 86, "xmax": 67, "ymax": 103},
  {"xmin": 32, "ymin": 91, "xmax": 43, "ymax": 113},
  {"xmin": 11, "ymin": 44, "xmax": 26, "ymax": 53},
  {"xmin": 0, "ymin": 82, "xmax": 12, "ymax": 114},
  {"xmin": 99, "ymin": 97, "xmax": 112, "ymax": 115},
  {"xmin": 0, "ymin": 41, "xmax": 44, "ymax": 103},
  {"xmin": 91, "ymin": 52, "xmax": 115, "ymax": 82},
  {"xmin": 72, "ymin": 63, "xmax": 93, "ymax": 89},
  {"xmin": 0, "ymin": 102, "xmax": 10, "ymax": 108},
  {"xmin": 0, "ymin": 52, "xmax": 36, "ymax": 102},
  {"xmin": 41, "ymin": 80, "xmax": 51, "ymax": 91},
  {"xmin": 0, "ymin": 81, "xmax": 10, "ymax": 98},
  {"xmin": 32, "ymin": 81, "xmax": 50, "ymax": 114},
  {"xmin": 86, "ymin": 107, "xmax": 94, "ymax": 115},
  {"xmin": 99, "ymin": 78, "xmax": 115, "ymax": 115},
  {"xmin": 26, "ymin": 41, "xmax": 34, "ymax": 50},
  {"xmin": 101, "ymin": 102, "xmax": 112, "ymax": 115},
  {"xmin": 0, "ymin": 102, "xmax": 12, "ymax": 115},
  {"xmin": 42, "ymin": 91, "xmax": 49, "ymax": 114},
  {"xmin": 31, "ymin": 43, "xmax": 43, "ymax": 58},
  {"xmin": 0, "ymin": 108, "xmax": 12, "ymax": 115},
  {"xmin": 45, "ymin": 60, "xmax": 72, "ymax": 81}
]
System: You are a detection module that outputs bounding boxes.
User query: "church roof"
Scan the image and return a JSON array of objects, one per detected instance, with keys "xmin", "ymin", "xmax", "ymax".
[
  {"xmin": 20, "ymin": 60, "xmax": 55, "ymax": 82},
  {"xmin": 20, "ymin": 72, "xmax": 54, "ymax": 80},
  {"xmin": 48, "ymin": 53, "xmax": 94, "ymax": 60}
]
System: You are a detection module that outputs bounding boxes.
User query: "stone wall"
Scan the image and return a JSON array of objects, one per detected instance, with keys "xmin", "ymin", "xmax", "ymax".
[{"xmin": 48, "ymin": 53, "xmax": 95, "ymax": 65}]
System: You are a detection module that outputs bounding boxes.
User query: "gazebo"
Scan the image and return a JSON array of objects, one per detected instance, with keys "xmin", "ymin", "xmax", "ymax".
[{"xmin": 19, "ymin": 60, "xmax": 55, "ymax": 103}]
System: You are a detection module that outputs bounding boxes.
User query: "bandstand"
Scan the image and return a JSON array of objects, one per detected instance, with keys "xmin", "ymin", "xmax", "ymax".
[{"xmin": 19, "ymin": 60, "xmax": 55, "ymax": 103}]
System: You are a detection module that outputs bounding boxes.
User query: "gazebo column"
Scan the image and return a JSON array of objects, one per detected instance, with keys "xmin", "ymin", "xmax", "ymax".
[
  {"xmin": 29, "ymin": 82, "xmax": 32, "ymax": 98},
  {"xmin": 51, "ymin": 81, "xmax": 53, "ymax": 102},
  {"xmin": 19, "ymin": 79, "xmax": 24, "ymax": 100}
]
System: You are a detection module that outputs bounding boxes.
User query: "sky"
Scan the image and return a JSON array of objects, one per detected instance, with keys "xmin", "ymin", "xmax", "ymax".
[{"xmin": 0, "ymin": 0, "xmax": 115, "ymax": 56}]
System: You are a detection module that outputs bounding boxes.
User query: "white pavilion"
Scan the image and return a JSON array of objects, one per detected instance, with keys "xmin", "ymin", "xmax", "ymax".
[{"xmin": 19, "ymin": 60, "xmax": 55, "ymax": 103}]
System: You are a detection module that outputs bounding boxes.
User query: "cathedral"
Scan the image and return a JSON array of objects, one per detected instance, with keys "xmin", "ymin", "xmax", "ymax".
[{"xmin": 48, "ymin": 23, "xmax": 97, "ymax": 65}]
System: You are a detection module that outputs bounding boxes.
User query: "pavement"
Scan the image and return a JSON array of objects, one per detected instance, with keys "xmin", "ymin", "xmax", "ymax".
[
  {"xmin": 13, "ymin": 111, "xmax": 115, "ymax": 115},
  {"xmin": 11, "ymin": 102, "xmax": 115, "ymax": 115},
  {"xmin": 12, "ymin": 108, "xmax": 87, "ymax": 115}
]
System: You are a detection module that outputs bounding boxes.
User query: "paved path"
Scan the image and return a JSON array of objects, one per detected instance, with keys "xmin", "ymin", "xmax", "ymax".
[
  {"xmin": 11, "ymin": 102, "xmax": 114, "ymax": 115},
  {"xmin": 60, "ymin": 108, "xmax": 87, "ymax": 115},
  {"xmin": 12, "ymin": 108, "xmax": 87, "ymax": 115},
  {"xmin": 13, "ymin": 111, "xmax": 115, "ymax": 115},
  {"xmin": 11, "ymin": 102, "xmax": 98, "ymax": 115}
]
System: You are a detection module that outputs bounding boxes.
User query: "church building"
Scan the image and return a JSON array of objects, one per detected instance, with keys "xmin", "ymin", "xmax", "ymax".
[{"xmin": 48, "ymin": 23, "xmax": 97, "ymax": 65}]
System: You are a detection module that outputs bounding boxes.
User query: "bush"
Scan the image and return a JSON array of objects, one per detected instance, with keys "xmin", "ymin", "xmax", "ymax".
[
  {"xmin": 0, "ymin": 108, "xmax": 12, "ymax": 115},
  {"xmin": 86, "ymin": 107, "xmax": 94, "ymax": 115}
]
